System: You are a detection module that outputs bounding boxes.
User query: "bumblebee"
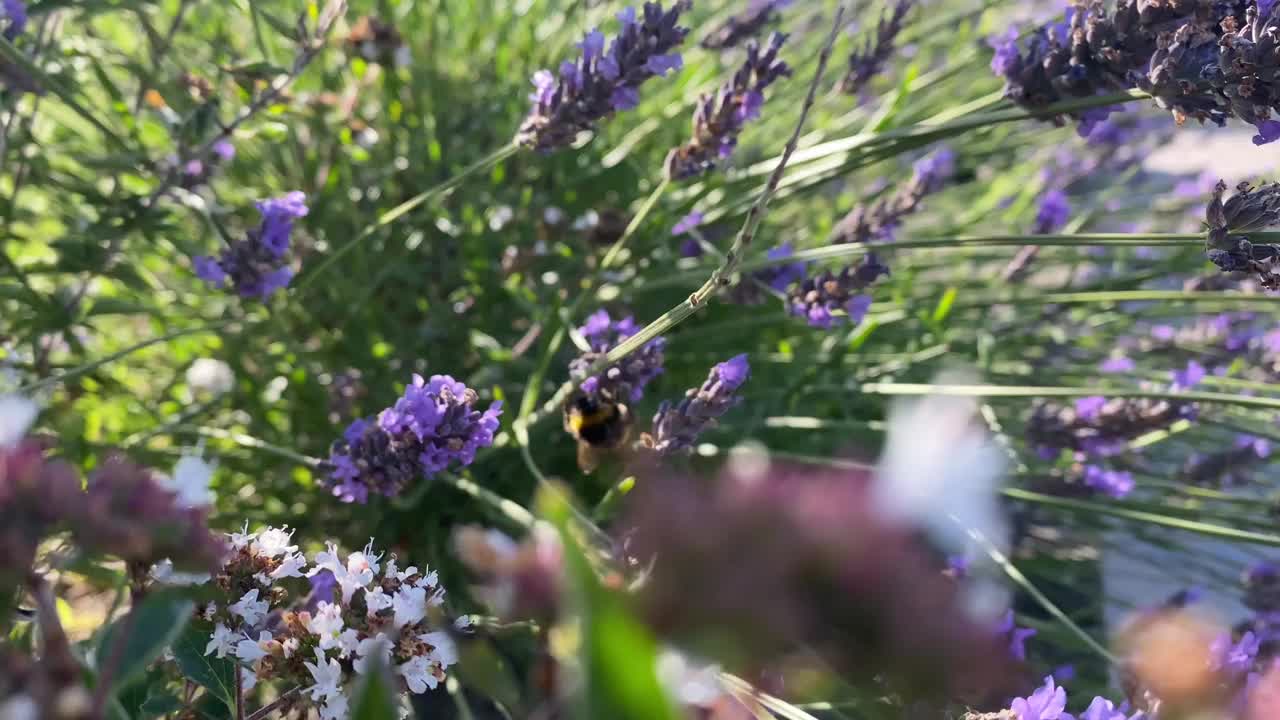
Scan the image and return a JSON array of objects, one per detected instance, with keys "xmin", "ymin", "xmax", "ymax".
[{"xmin": 562, "ymin": 391, "xmax": 633, "ymax": 474}]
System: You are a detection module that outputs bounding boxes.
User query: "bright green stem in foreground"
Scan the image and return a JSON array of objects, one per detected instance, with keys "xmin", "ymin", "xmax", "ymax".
[{"xmin": 294, "ymin": 142, "xmax": 519, "ymax": 293}]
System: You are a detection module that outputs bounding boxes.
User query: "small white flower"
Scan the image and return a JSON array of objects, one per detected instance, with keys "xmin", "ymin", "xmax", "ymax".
[
  {"xmin": 252, "ymin": 526, "xmax": 298, "ymax": 559},
  {"xmin": 234, "ymin": 631, "xmax": 271, "ymax": 664},
  {"xmin": 392, "ymin": 585, "xmax": 427, "ymax": 629},
  {"xmin": 0, "ymin": 394, "xmax": 37, "ymax": 448},
  {"xmin": 337, "ymin": 628, "xmax": 360, "ymax": 659},
  {"xmin": 317, "ymin": 692, "xmax": 348, "ymax": 720},
  {"xmin": 304, "ymin": 647, "xmax": 344, "ymax": 701},
  {"xmin": 394, "ymin": 564, "xmax": 420, "ymax": 582},
  {"xmin": 186, "ymin": 359, "xmax": 234, "ymax": 396},
  {"xmin": 421, "ymin": 631, "xmax": 457, "ymax": 669},
  {"xmin": 163, "ymin": 451, "xmax": 215, "ymax": 509},
  {"xmin": 229, "ymin": 589, "xmax": 269, "ymax": 627},
  {"xmin": 240, "ymin": 667, "xmax": 258, "ymax": 692},
  {"xmin": 307, "ymin": 602, "xmax": 346, "ymax": 650},
  {"xmin": 454, "ymin": 615, "xmax": 474, "ymax": 631},
  {"xmin": 398, "ymin": 655, "xmax": 439, "ymax": 693},
  {"xmin": 205, "ymin": 623, "xmax": 236, "ymax": 659},
  {"xmin": 253, "ymin": 573, "xmax": 272, "ymax": 587},
  {"xmin": 271, "ymin": 551, "xmax": 307, "ymax": 580},
  {"xmin": 281, "ymin": 636, "xmax": 300, "ymax": 659},
  {"xmin": 354, "ymin": 634, "xmax": 394, "ymax": 675},
  {"xmin": 311, "ymin": 541, "xmax": 378, "ymax": 605},
  {"xmin": 364, "ymin": 586, "xmax": 392, "ymax": 616},
  {"xmin": 229, "ymin": 521, "xmax": 256, "ymax": 551},
  {"xmin": 150, "ymin": 559, "xmax": 210, "ymax": 586}
]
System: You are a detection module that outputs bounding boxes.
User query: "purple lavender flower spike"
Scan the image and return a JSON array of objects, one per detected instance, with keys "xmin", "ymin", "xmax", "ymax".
[
  {"xmin": 1075, "ymin": 396, "xmax": 1107, "ymax": 421},
  {"xmin": 996, "ymin": 609, "xmax": 1037, "ymax": 661},
  {"xmin": 671, "ymin": 211, "xmax": 703, "ymax": 236},
  {"xmin": 2, "ymin": 0, "xmax": 27, "ymax": 40},
  {"xmin": 1099, "ymin": 356, "xmax": 1135, "ymax": 373},
  {"xmin": 831, "ymin": 147, "xmax": 956, "ymax": 245},
  {"xmin": 1034, "ymin": 189, "xmax": 1071, "ymax": 234},
  {"xmin": 1171, "ymin": 360, "xmax": 1206, "ymax": 390},
  {"xmin": 988, "ymin": 26, "xmax": 1020, "ymax": 78},
  {"xmin": 1082, "ymin": 465, "xmax": 1134, "ymax": 498},
  {"xmin": 516, "ymin": 2, "xmax": 691, "ymax": 151},
  {"xmin": 645, "ymin": 354, "xmax": 750, "ymax": 455},
  {"xmin": 840, "ymin": 0, "xmax": 912, "ymax": 97},
  {"xmin": 1008, "ymin": 675, "xmax": 1069, "ymax": 720},
  {"xmin": 193, "ymin": 192, "xmax": 307, "ymax": 300},
  {"xmin": 666, "ymin": 32, "xmax": 791, "ymax": 180},
  {"xmin": 787, "ymin": 255, "xmax": 889, "ymax": 329},
  {"xmin": 568, "ymin": 309, "xmax": 665, "ymax": 404},
  {"xmin": 701, "ymin": 0, "xmax": 791, "ymax": 51},
  {"xmin": 323, "ymin": 374, "xmax": 502, "ymax": 502}
]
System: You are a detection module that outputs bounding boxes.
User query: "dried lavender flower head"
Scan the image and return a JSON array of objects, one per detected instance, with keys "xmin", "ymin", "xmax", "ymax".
[
  {"xmin": 839, "ymin": 0, "xmax": 912, "ymax": 96},
  {"xmin": 325, "ymin": 375, "xmax": 502, "ymax": 503},
  {"xmin": 787, "ymin": 255, "xmax": 889, "ymax": 328},
  {"xmin": 569, "ymin": 309, "xmax": 666, "ymax": 403},
  {"xmin": 643, "ymin": 354, "xmax": 750, "ymax": 455},
  {"xmin": 700, "ymin": 0, "xmax": 792, "ymax": 51},
  {"xmin": 194, "ymin": 192, "xmax": 308, "ymax": 300},
  {"xmin": 1205, "ymin": 179, "xmax": 1280, "ymax": 288},
  {"xmin": 665, "ymin": 32, "xmax": 791, "ymax": 180},
  {"xmin": 516, "ymin": 2, "xmax": 691, "ymax": 151}
]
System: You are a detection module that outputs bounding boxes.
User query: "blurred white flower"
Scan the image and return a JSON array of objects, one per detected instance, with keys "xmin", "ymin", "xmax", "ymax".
[
  {"xmin": 253, "ymin": 526, "xmax": 298, "ymax": 559},
  {"xmin": 310, "ymin": 540, "xmax": 379, "ymax": 604},
  {"xmin": 365, "ymin": 586, "xmax": 392, "ymax": 615},
  {"xmin": 205, "ymin": 623, "xmax": 236, "ymax": 658},
  {"xmin": 422, "ymin": 630, "xmax": 457, "ymax": 668},
  {"xmin": 304, "ymin": 647, "xmax": 345, "ymax": 708},
  {"xmin": 234, "ymin": 631, "xmax": 272, "ymax": 663},
  {"xmin": 398, "ymin": 655, "xmax": 439, "ymax": 693},
  {"xmin": 162, "ymin": 449, "xmax": 215, "ymax": 509},
  {"xmin": 872, "ymin": 371, "xmax": 1008, "ymax": 557},
  {"xmin": 186, "ymin": 359, "xmax": 234, "ymax": 396},
  {"xmin": 392, "ymin": 585, "xmax": 427, "ymax": 629},
  {"xmin": 308, "ymin": 602, "xmax": 347, "ymax": 651},
  {"xmin": 0, "ymin": 694, "xmax": 38, "ymax": 720},
  {"xmin": 353, "ymin": 633, "xmax": 394, "ymax": 674},
  {"xmin": 150, "ymin": 559, "xmax": 211, "ymax": 586},
  {"xmin": 655, "ymin": 649, "xmax": 723, "ymax": 707},
  {"xmin": 240, "ymin": 667, "xmax": 257, "ymax": 692},
  {"xmin": 229, "ymin": 589, "xmax": 268, "ymax": 627},
  {"xmin": 0, "ymin": 394, "xmax": 37, "ymax": 448}
]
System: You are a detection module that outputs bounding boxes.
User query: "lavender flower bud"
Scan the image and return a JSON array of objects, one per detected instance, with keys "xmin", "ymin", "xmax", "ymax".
[
  {"xmin": 1181, "ymin": 434, "xmax": 1271, "ymax": 487},
  {"xmin": 568, "ymin": 309, "xmax": 666, "ymax": 403},
  {"xmin": 325, "ymin": 375, "xmax": 502, "ymax": 502},
  {"xmin": 839, "ymin": 0, "xmax": 912, "ymax": 96},
  {"xmin": 787, "ymin": 255, "xmax": 889, "ymax": 329},
  {"xmin": 831, "ymin": 148, "xmax": 956, "ymax": 245},
  {"xmin": 729, "ymin": 242, "xmax": 809, "ymax": 305},
  {"xmin": 194, "ymin": 192, "xmax": 307, "ymax": 300},
  {"xmin": 515, "ymin": 2, "xmax": 691, "ymax": 151},
  {"xmin": 700, "ymin": 0, "xmax": 791, "ymax": 51},
  {"xmin": 1205, "ymin": 179, "xmax": 1280, "ymax": 288},
  {"xmin": 2, "ymin": 0, "xmax": 26, "ymax": 41},
  {"xmin": 1027, "ymin": 396, "xmax": 1197, "ymax": 460},
  {"xmin": 643, "ymin": 354, "xmax": 750, "ymax": 455},
  {"xmin": 664, "ymin": 32, "xmax": 791, "ymax": 180}
]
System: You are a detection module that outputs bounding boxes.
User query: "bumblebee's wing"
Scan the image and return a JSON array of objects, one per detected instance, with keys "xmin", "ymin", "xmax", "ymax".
[{"xmin": 577, "ymin": 441, "xmax": 602, "ymax": 474}]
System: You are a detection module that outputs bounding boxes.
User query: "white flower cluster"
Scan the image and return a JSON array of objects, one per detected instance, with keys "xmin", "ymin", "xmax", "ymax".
[{"xmin": 199, "ymin": 528, "xmax": 457, "ymax": 720}]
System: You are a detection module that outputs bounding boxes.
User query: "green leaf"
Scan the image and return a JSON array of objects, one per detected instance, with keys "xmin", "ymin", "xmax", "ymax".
[
  {"xmin": 538, "ymin": 486, "xmax": 681, "ymax": 720},
  {"xmin": 139, "ymin": 692, "xmax": 183, "ymax": 717},
  {"xmin": 350, "ymin": 661, "xmax": 400, "ymax": 720},
  {"xmin": 170, "ymin": 622, "xmax": 236, "ymax": 709},
  {"xmin": 96, "ymin": 591, "xmax": 193, "ymax": 691}
]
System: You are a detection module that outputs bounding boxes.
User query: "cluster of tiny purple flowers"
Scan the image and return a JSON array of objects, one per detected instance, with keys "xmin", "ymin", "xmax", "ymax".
[
  {"xmin": 643, "ymin": 354, "xmax": 750, "ymax": 455},
  {"xmin": 516, "ymin": 2, "xmax": 691, "ymax": 151},
  {"xmin": 569, "ymin": 309, "xmax": 666, "ymax": 403},
  {"xmin": 665, "ymin": 32, "xmax": 791, "ymax": 179},
  {"xmin": 324, "ymin": 375, "xmax": 502, "ymax": 503},
  {"xmin": 990, "ymin": 1, "xmax": 1280, "ymax": 144},
  {"xmin": 194, "ymin": 191, "xmax": 308, "ymax": 300}
]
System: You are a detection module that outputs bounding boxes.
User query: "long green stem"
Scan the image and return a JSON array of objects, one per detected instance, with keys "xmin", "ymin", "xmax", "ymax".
[{"xmin": 294, "ymin": 142, "xmax": 519, "ymax": 293}]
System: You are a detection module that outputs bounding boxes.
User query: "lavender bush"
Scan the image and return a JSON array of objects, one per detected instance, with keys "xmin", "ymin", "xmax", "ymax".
[{"xmin": 7, "ymin": 1, "xmax": 1280, "ymax": 719}]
